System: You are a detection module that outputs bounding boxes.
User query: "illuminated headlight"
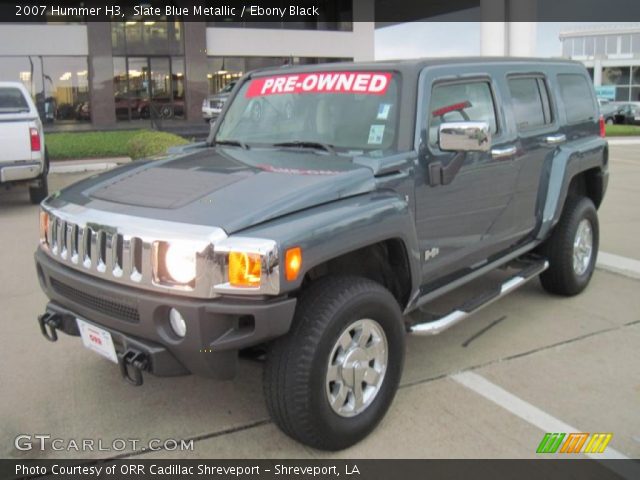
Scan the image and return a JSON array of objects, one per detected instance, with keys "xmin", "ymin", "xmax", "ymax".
[
  {"xmin": 155, "ymin": 240, "xmax": 208, "ymax": 286},
  {"xmin": 214, "ymin": 237, "xmax": 280, "ymax": 295},
  {"xmin": 165, "ymin": 243, "xmax": 198, "ymax": 284}
]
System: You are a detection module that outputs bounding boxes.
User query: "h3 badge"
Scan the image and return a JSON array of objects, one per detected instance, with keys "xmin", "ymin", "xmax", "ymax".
[{"xmin": 424, "ymin": 247, "xmax": 440, "ymax": 262}]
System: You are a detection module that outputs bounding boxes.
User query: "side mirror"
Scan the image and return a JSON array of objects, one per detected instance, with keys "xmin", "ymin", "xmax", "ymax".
[{"xmin": 438, "ymin": 121, "xmax": 491, "ymax": 152}]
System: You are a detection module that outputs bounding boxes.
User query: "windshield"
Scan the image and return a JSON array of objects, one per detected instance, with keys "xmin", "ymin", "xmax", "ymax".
[
  {"xmin": 0, "ymin": 87, "xmax": 30, "ymax": 112},
  {"xmin": 216, "ymin": 71, "xmax": 399, "ymax": 152}
]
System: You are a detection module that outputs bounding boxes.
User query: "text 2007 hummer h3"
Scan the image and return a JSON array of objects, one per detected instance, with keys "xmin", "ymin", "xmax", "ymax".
[{"xmin": 35, "ymin": 58, "xmax": 608, "ymax": 450}]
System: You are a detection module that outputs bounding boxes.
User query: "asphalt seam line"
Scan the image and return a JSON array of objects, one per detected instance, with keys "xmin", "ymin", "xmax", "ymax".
[{"xmin": 597, "ymin": 251, "xmax": 640, "ymax": 280}]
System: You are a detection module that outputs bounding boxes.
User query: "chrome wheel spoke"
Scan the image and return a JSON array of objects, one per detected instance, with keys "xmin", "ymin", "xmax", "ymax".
[
  {"xmin": 363, "ymin": 367, "xmax": 380, "ymax": 385},
  {"xmin": 353, "ymin": 381, "xmax": 365, "ymax": 411},
  {"xmin": 327, "ymin": 364, "xmax": 340, "ymax": 383},
  {"xmin": 331, "ymin": 383, "xmax": 348, "ymax": 410},
  {"xmin": 365, "ymin": 339, "xmax": 385, "ymax": 362}
]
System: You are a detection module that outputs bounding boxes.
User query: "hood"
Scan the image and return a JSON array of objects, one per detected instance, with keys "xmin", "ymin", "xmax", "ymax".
[{"xmin": 48, "ymin": 147, "xmax": 376, "ymax": 234}]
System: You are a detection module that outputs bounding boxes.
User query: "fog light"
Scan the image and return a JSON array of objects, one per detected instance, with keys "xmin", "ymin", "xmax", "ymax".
[{"xmin": 169, "ymin": 308, "xmax": 187, "ymax": 337}]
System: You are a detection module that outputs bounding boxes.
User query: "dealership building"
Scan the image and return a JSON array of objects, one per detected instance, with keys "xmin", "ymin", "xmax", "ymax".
[
  {"xmin": 0, "ymin": 2, "xmax": 373, "ymax": 127},
  {"xmin": 560, "ymin": 24, "xmax": 640, "ymax": 101}
]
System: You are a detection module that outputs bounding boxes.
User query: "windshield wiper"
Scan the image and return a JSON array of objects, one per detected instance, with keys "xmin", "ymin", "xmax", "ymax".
[
  {"xmin": 272, "ymin": 141, "xmax": 336, "ymax": 154},
  {"xmin": 214, "ymin": 139, "xmax": 249, "ymax": 150}
]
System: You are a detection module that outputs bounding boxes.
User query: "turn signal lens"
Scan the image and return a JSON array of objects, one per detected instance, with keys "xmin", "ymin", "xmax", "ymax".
[
  {"xmin": 228, "ymin": 251, "xmax": 261, "ymax": 287},
  {"xmin": 39, "ymin": 211, "xmax": 49, "ymax": 244},
  {"xmin": 285, "ymin": 247, "xmax": 302, "ymax": 282}
]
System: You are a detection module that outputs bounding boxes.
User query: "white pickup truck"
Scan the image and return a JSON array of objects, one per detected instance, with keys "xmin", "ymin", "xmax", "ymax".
[{"xmin": 0, "ymin": 82, "xmax": 48, "ymax": 204}]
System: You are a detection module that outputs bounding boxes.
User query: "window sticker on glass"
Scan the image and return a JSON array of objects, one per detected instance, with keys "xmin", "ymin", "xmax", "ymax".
[
  {"xmin": 246, "ymin": 72, "xmax": 392, "ymax": 97},
  {"xmin": 368, "ymin": 125, "xmax": 385, "ymax": 144},
  {"xmin": 377, "ymin": 103, "xmax": 392, "ymax": 120}
]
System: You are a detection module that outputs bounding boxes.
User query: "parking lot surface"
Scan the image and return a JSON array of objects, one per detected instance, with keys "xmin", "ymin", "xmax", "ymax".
[{"xmin": 1, "ymin": 145, "xmax": 638, "ymax": 460}]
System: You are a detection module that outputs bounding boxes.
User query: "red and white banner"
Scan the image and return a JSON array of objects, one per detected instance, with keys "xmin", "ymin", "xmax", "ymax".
[{"xmin": 246, "ymin": 71, "xmax": 392, "ymax": 98}]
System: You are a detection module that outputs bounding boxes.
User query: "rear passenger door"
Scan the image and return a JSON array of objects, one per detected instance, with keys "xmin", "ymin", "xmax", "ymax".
[
  {"xmin": 498, "ymin": 74, "xmax": 559, "ymax": 238},
  {"xmin": 414, "ymin": 70, "xmax": 520, "ymax": 285}
]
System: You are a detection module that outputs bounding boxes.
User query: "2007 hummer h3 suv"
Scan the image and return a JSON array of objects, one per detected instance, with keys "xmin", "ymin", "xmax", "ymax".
[{"xmin": 35, "ymin": 58, "xmax": 608, "ymax": 450}]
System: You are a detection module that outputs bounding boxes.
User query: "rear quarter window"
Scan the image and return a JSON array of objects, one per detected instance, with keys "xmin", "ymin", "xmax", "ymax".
[
  {"xmin": 0, "ymin": 87, "xmax": 30, "ymax": 110},
  {"xmin": 557, "ymin": 74, "xmax": 595, "ymax": 124}
]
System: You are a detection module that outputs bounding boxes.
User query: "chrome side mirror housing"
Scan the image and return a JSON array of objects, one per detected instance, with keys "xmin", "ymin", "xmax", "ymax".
[{"xmin": 438, "ymin": 121, "xmax": 491, "ymax": 152}]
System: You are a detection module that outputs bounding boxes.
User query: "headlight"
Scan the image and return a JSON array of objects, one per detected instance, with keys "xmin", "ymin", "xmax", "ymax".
[{"xmin": 164, "ymin": 242, "xmax": 198, "ymax": 284}]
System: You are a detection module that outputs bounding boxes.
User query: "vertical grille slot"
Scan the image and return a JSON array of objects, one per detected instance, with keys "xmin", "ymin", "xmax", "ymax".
[
  {"xmin": 96, "ymin": 230, "xmax": 107, "ymax": 272},
  {"xmin": 70, "ymin": 224, "xmax": 79, "ymax": 264},
  {"xmin": 112, "ymin": 234, "xmax": 124, "ymax": 277},
  {"xmin": 131, "ymin": 237, "xmax": 143, "ymax": 282},
  {"xmin": 59, "ymin": 221, "xmax": 68, "ymax": 259}
]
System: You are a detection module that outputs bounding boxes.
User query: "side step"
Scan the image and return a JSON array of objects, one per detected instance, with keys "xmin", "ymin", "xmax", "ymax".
[{"xmin": 408, "ymin": 258, "xmax": 548, "ymax": 336}]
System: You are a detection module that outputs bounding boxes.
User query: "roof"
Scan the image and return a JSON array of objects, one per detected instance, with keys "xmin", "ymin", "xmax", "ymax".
[
  {"xmin": 560, "ymin": 23, "xmax": 640, "ymax": 38},
  {"xmin": 249, "ymin": 56, "xmax": 583, "ymax": 77}
]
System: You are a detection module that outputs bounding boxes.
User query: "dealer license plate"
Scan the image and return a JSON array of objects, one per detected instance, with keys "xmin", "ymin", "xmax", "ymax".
[{"xmin": 76, "ymin": 318, "xmax": 118, "ymax": 364}]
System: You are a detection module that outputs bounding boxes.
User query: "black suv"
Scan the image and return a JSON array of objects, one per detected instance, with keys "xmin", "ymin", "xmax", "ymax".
[{"xmin": 35, "ymin": 58, "xmax": 607, "ymax": 450}]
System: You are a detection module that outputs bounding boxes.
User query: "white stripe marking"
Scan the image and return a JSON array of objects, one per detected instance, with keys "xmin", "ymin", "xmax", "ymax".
[
  {"xmin": 451, "ymin": 371, "xmax": 630, "ymax": 461},
  {"xmin": 597, "ymin": 251, "xmax": 640, "ymax": 280}
]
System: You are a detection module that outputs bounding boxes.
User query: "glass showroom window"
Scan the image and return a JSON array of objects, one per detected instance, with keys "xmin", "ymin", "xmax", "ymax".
[
  {"xmin": 41, "ymin": 57, "xmax": 90, "ymax": 123},
  {"xmin": 602, "ymin": 66, "xmax": 632, "ymax": 101},
  {"xmin": 0, "ymin": 55, "xmax": 88, "ymax": 123},
  {"xmin": 632, "ymin": 67, "xmax": 640, "ymax": 102}
]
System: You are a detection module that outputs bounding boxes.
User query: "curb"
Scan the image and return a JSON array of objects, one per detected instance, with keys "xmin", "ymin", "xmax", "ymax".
[
  {"xmin": 50, "ymin": 157, "xmax": 131, "ymax": 174},
  {"xmin": 606, "ymin": 137, "xmax": 640, "ymax": 145}
]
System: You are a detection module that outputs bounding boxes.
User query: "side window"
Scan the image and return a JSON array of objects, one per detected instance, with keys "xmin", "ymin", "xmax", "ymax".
[
  {"xmin": 508, "ymin": 77, "xmax": 553, "ymax": 130},
  {"xmin": 557, "ymin": 74, "xmax": 596, "ymax": 124},
  {"xmin": 428, "ymin": 81, "xmax": 498, "ymax": 146}
]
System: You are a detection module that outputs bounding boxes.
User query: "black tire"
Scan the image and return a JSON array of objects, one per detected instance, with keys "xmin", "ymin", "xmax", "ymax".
[
  {"xmin": 539, "ymin": 196, "xmax": 599, "ymax": 296},
  {"xmin": 264, "ymin": 276, "xmax": 405, "ymax": 450},
  {"xmin": 29, "ymin": 175, "xmax": 48, "ymax": 205}
]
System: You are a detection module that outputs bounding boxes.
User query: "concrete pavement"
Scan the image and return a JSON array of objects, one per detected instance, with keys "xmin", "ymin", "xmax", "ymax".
[{"xmin": 0, "ymin": 145, "xmax": 638, "ymax": 460}]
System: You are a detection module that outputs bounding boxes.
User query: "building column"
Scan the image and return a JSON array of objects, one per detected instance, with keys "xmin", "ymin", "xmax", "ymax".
[
  {"xmin": 480, "ymin": 0, "xmax": 537, "ymax": 57},
  {"xmin": 183, "ymin": 22, "xmax": 208, "ymax": 122},
  {"xmin": 352, "ymin": 0, "xmax": 375, "ymax": 61},
  {"xmin": 593, "ymin": 60, "xmax": 602, "ymax": 86},
  {"xmin": 87, "ymin": 22, "xmax": 116, "ymax": 127},
  {"xmin": 480, "ymin": 0, "xmax": 506, "ymax": 55}
]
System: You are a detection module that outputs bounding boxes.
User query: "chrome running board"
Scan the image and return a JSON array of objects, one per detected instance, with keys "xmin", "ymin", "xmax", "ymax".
[{"xmin": 409, "ymin": 258, "xmax": 549, "ymax": 336}]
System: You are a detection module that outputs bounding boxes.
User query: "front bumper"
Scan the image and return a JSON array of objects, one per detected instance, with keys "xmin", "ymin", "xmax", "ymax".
[
  {"xmin": 0, "ymin": 161, "xmax": 43, "ymax": 183},
  {"xmin": 35, "ymin": 249, "xmax": 297, "ymax": 380}
]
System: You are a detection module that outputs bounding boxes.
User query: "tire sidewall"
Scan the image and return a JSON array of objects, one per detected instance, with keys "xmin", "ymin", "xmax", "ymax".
[{"xmin": 306, "ymin": 287, "xmax": 405, "ymax": 448}]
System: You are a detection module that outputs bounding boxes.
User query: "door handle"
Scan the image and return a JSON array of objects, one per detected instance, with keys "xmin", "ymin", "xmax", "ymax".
[
  {"xmin": 491, "ymin": 146, "xmax": 517, "ymax": 159},
  {"xmin": 544, "ymin": 133, "xmax": 566, "ymax": 145}
]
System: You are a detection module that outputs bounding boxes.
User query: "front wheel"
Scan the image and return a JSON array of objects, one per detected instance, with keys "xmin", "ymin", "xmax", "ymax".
[
  {"xmin": 539, "ymin": 196, "xmax": 599, "ymax": 296},
  {"xmin": 264, "ymin": 276, "xmax": 405, "ymax": 450}
]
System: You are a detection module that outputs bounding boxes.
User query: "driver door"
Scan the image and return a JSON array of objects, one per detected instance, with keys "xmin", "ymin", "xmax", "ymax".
[{"xmin": 415, "ymin": 72, "xmax": 520, "ymax": 286}]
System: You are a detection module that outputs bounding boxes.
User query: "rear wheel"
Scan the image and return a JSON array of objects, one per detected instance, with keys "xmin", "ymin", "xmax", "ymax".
[
  {"xmin": 29, "ymin": 149, "xmax": 49, "ymax": 205},
  {"xmin": 29, "ymin": 175, "xmax": 48, "ymax": 204},
  {"xmin": 264, "ymin": 276, "xmax": 405, "ymax": 450},
  {"xmin": 539, "ymin": 196, "xmax": 599, "ymax": 296}
]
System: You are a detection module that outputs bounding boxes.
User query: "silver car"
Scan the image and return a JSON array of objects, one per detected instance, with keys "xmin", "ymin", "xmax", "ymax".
[{"xmin": 202, "ymin": 81, "xmax": 237, "ymax": 122}]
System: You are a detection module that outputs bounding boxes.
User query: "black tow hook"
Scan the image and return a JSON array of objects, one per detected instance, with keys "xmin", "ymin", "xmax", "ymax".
[
  {"xmin": 38, "ymin": 312, "xmax": 62, "ymax": 342},
  {"xmin": 118, "ymin": 349, "xmax": 149, "ymax": 386}
]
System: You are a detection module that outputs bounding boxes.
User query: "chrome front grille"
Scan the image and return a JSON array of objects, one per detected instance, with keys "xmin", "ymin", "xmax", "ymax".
[
  {"xmin": 40, "ymin": 204, "xmax": 228, "ymax": 299},
  {"xmin": 48, "ymin": 215, "xmax": 147, "ymax": 284}
]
